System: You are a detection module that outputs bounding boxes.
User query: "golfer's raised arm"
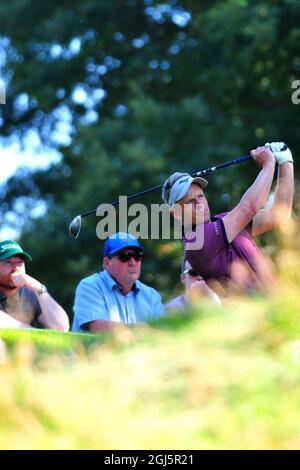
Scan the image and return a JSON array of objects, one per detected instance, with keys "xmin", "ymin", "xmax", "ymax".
[
  {"xmin": 223, "ymin": 146, "xmax": 276, "ymax": 244},
  {"xmin": 251, "ymin": 142, "xmax": 294, "ymax": 236}
]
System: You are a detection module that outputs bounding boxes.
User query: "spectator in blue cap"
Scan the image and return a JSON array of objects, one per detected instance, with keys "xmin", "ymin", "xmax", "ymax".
[{"xmin": 72, "ymin": 232, "xmax": 165, "ymax": 333}]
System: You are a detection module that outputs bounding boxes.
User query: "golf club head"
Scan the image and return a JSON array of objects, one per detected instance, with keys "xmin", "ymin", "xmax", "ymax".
[{"xmin": 69, "ymin": 215, "xmax": 82, "ymax": 239}]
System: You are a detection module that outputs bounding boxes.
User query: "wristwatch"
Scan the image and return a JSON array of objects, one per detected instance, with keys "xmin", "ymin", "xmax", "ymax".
[{"xmin": 35, "ymin": 284, "xmax": 48, "ymax": 296}]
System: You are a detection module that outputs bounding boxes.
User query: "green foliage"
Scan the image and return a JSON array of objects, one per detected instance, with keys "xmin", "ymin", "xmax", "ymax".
[
  {"xmin": 1, "ymin": 282, "xmax": 300, "ymax": 449},
  {"xmin": 0, "ymin": 0, "xmax": 300, "ymax": 316},
  {"xmin": 0, "ymin": 327, "xmax": 102, "ymax": 353}
]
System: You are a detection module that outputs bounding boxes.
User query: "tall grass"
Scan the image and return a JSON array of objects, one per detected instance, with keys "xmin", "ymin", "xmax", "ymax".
[{"xmin": 1, "ymin": 221, "xmax": 300, "ymax": 449}]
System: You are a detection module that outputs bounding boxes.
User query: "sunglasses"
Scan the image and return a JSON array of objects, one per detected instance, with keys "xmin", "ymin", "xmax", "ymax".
[
  {"xmin": 182, "ymin": 268, "xmax": 201, "ymax": 277},
  {"xmin": 112, "ymin": 251, "xmax": 143, "ymax": 263}
]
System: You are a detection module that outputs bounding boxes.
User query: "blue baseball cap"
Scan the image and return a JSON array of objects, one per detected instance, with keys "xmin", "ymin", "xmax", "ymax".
[{"xmin": 103, "ymin": 232, "xmax": 144, "ymax": 257}]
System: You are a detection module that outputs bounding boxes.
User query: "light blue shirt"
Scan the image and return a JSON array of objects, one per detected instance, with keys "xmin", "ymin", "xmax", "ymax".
[
  {"xmin": 166, "ymin": 294, "xmax": 188, "ymax": 312},
  {"xmin": 72, "ymin": 270, "xmax": 165, "ymax": 332}
]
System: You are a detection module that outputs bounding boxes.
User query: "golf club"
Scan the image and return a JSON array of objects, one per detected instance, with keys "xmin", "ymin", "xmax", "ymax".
[{"xmin": 69, "ymin": 144, "xmax": 287, "ymax": 239}]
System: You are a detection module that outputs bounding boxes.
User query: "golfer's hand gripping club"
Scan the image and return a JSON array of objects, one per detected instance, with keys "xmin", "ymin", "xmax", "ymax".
[{"xmin": 265, "ymin": 142, "xmax": 292, "ymax": 166}]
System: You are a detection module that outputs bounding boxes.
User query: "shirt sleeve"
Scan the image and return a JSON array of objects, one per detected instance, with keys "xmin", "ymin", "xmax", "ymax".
[
  {"xmin": 34, "ymin": 298, "xmax": 42, "ymax": 319},
  {"xmin": 213, "ymin": 216, "xmax": 229, "ymax": 246},
  {"xmin": 165, "ymin": 296, "xmax": 186, "ymax": 312},
  {"xmin": 151, "ymin": 290, "xmax": 165, "ymax": 319},
  {"xmin": 72, "ymin": 279, "xmax": 108, "ymax": 330},
  {"xmin": 22, "ymin": 288, "xmax": 42, "ymax": 325},
  {"xmin": 202, "ymin": 217, "xmax": 229, "ymax": 254}
]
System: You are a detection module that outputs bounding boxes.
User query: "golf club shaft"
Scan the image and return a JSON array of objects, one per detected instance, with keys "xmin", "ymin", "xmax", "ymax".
[
  {"xmin": 193, "ymin": 154, "xmax": 252, "ymax": 177},
  {"xmin": 80, "ymin": 183, "xmax": 164, "ymax": 218},
  {"xmin": 79, "ymin": 154, "xmax": 253, "ymax": 219}
]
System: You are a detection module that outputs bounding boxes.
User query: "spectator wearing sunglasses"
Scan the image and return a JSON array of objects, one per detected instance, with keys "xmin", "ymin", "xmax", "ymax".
[
  {"xmin": 72, "ymin": 232, "xmax": 164, "ymax": 333},
  {"xmin": 166, "ymin": 259, "xmax": 221, "ymax": 312}
]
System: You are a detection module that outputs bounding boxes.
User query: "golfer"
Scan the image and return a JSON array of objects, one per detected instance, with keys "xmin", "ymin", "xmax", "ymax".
[{"xmin": 162, "ymin": 142, "xmax": 294, "ymax": 292}]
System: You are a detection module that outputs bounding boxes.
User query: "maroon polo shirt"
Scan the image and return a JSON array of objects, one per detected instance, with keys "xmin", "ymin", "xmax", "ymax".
[{"xmin": 184, "ymin": 212, "xmax": 275, "ymax": 291}]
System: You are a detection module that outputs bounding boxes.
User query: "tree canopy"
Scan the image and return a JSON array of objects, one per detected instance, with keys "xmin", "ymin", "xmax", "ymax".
[{"xmin": 0, "ymin": 0, "xmax": 299, "ymax": 317}]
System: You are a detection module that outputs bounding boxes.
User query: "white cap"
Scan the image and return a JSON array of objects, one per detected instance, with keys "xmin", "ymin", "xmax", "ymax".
[{"xmin": 162, "ymin": 172, "xmax": 208, "ymax": 208}]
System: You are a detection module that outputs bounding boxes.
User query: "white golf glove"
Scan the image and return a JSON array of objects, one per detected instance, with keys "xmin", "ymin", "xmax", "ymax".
[{"xmin": 265, "ymin": 141, "xmax": 293, "ymax": 165}]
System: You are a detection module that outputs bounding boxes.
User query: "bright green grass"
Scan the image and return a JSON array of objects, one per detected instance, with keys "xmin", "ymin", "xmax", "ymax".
[
  {"xmin": 0, "ymin": 327, "xmax": 103, "ymax": 351},
  {"xmin": 1, "ymin": 285, "xmax": 300, "ymax": 450}
]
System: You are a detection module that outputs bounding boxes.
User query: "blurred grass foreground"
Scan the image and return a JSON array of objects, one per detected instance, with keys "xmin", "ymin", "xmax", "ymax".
[{"xmin": 1, "ymin": 227, "xmax": 300, "ymax": 449}]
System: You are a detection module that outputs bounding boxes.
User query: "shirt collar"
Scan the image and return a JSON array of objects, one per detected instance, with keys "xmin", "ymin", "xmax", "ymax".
[{"xmin": 102, "ymin": 269, "xmax": 139, "ymax": 293}]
